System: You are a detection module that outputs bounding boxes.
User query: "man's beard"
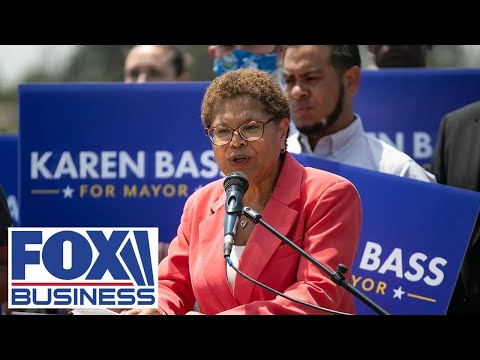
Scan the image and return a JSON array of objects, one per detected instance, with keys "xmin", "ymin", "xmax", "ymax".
[{"xmin": 295, "ymin": 82, "xmax": 344, "ymax": 136}]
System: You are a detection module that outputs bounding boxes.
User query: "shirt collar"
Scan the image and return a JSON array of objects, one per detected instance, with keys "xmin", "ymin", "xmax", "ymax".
[{"xmin": 296, "ymin": 114, "xmax": 363, "ymax": 155}]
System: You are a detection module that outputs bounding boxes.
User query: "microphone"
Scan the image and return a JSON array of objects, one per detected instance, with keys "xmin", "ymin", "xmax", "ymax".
[{"xmin": 223, "ymin": 171, "xmax": 249, "ymax": 257}]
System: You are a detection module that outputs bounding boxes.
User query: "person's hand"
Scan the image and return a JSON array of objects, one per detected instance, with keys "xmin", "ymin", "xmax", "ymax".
[
  {"xmin": 121, "ymin": 308, "xmax": 166, "ymax": 315},
  {"xmin": 158, "ymin": 242, "xmax": 170, "ymax": 263}
]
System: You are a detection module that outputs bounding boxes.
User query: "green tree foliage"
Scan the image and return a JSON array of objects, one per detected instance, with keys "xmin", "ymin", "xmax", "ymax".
[
  {"xmin": 0, "ymin": 45, "xmax": 216, "ymax": 132},
  {"xmin": 177, "ymin": 45, "xmax": 215, "ymax": 81},
  {"xmin": 58, "ymin": 45, "xmax": 215, "ymax": 82},
  {"xmin": 0, "ymin": 44, "xmax": 475, "ymax": 134},
  {"xmin": 59, "ymin": 45, "xmax": 132, "ymax": 82}
]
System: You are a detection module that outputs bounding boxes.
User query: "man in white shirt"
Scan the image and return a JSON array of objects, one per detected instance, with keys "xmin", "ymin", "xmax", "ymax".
[{"xmin": 282, "ymin": 45, "xmax": 436, "ymax": 182}]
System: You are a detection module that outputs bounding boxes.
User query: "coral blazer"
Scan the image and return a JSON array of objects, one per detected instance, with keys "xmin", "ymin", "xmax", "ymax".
[{"xmin": 157, "ymin": 153, "xmax": 362, "ymax": 315}]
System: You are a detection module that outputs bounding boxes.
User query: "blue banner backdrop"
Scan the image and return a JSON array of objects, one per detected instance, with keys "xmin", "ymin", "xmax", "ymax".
[
  {"xmin": 19, "ymin": 82, "xmax": 215, "ymax": 242},
  {"xmin": 0, "ymin": 134, "xmax": 19, "ymax": 225},
  {"xmin": 357, "ymin": 69, "xmax": 480, "ymax": 171},
  {"xmin": 293, "ymin": 154, "xmax": 480, "ymax": 315},
  {"xmin": 14, "ymin": 69, "xmax": 480, "ymax": 228},
  {"xmin": 19, "ymin": 79, "xmax": 480, "ymax": 314}
]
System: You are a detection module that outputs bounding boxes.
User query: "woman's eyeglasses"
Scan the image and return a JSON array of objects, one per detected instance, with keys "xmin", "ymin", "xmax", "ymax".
[{"xmin": 205, "ymin": 118, "xmax": 275, "ymax": 146}]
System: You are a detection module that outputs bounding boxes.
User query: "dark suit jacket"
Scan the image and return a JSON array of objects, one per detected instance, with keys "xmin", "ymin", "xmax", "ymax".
[
  {"xmin": 0, "ymin": 185, "xmax": 12, "ymax": 247},
  {"xmin": 432, "ymin": 101, "xmax": 480, "ymax": 314},
  {"xmin": 0, "ymin": 185, "xmax": 12, "ymax": 305}
]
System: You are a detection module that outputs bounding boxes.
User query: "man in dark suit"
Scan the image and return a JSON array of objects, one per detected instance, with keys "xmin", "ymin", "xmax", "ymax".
[
  {"xmin": 432, "ymin": 101, "xmax": 480, "ymax": 314},
  {"xmin": 0, "ymin": 185, "xmax": 13, "ymax": 309}
]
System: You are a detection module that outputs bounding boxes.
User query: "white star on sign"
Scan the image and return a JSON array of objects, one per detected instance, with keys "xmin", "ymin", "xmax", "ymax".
[
  {"xmin": 62, "ymin": 185, "xmax": 74, "ymax": 199},
  {"xmin": 393, "ymin": 286, "xmax": 406, "ymax": 300}
]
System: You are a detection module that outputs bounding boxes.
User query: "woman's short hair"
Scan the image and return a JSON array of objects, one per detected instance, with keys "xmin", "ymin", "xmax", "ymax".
[{"xmin": 201, "ymin": 68, "xmax": 290, "ymax": 129}]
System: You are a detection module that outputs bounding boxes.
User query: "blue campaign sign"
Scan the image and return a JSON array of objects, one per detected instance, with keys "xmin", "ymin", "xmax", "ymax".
[
  {"xmin": 0, "ymin": 134, "xmax": 19, "ymax": 226},
  {"xmin": 19, "ymin": 83, "xmax": 221, "ymax": 243},
  {"xmin": 293, "ymin": 154, "xmax": 480, "ymax": 315},
  {"xmin": 19, "ymin": 76, "xmax": 480, "ymax": 315},
  {"xmin": 357, "ymin": 68, "xmax": 480, "ymax": 171}
]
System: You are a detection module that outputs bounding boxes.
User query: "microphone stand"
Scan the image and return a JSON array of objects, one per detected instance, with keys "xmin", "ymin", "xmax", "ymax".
[{"xmin": 242, "ymin": 206, "xmax": 390, "ymax": 315}]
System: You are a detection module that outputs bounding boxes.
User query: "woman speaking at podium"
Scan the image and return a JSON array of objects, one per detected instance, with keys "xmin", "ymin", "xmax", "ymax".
[{"xmin": 123, "ymin": 68, "xmax": 362, "ymax": 315}]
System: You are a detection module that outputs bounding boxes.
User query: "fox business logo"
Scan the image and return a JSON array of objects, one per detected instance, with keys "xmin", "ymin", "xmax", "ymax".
[{"xmin": 8, "ymin": 227, "xmax": 159, "ymax": 309}]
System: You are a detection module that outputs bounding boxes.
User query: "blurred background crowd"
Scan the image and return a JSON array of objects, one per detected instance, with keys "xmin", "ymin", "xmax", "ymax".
[
  {"xmin": 1, "ymin": 45, "xmax": 480, "ymax": 133},
  {"xmin": 1, "ymin": 44, "xmax": 480, "ymax": 315}
]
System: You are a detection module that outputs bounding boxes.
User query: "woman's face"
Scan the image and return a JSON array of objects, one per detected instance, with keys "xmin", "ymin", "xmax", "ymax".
[{"xmin": 209, "ymin": 96, "xmax": 289, "ymax": 186}]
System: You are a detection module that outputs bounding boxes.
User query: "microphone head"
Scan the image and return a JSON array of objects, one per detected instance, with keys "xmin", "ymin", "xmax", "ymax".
[{"xmin": 223, "ymin": 171, "xmax": 249, "ymax": 193}]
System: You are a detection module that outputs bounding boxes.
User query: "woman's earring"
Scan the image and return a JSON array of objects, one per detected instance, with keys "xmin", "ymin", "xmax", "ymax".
[{"xmin": 281, "ymin": 148, "xmax": 286, "ymax": 154}]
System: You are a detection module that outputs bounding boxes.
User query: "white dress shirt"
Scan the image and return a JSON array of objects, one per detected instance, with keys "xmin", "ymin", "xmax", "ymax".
[
  {"xmin": 287, "ymin": 115, "xmax": 436, "ymax": 182},
  {"xmin": 226, "ymin": 245, "xmax": 246, "ymax": 289}
]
